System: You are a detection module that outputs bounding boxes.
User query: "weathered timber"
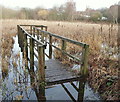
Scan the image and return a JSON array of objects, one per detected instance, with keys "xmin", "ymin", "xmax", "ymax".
[
  {"xmin": 30, "ymin": 25, "xmax": 32, "ymax": 35},
  {"xmin": 17, "ymin": 24, "xmax": 89, "ymax": 102},
  {"xmin": 34, "ymin": 59, "xmax": 82, "ymax": 85},
  {"xmin": 80, "ymin": 45, "xmax": 89, "ymax": 76},
  {"xmin": 77, "ymin": 80, "xmax": 85, "ymax": 101},
  {"xmin": 24, "ymin": 33, "xmax": 28, "ymax": 59},
  {"xmin": 38, "ymin": 45, "xmax": 45, "ymax": 81},
  {"xmin": 37, "ymin": 29, "xmax": 88, "ymax": 47},
  {"xmin": 33, "ymin": 27, "xmax": 35, "ymax": 37},
  {"xmin": 61, "ymin": 83, "xmax": 76, "ymax": 102},
  {"xmin": 61, "ymin": 40, "xmax": 67, "ymax": 59},
  {"xmin": 49, "ymin": 35, "xmax": 52, "ymax": 59},
  {"xmin": 30, "ymin": 38, "xmax": 34, "ymax": 71},
  {"xmin": 61, "ymin": 40, "xmax": 67, "ymax": 51}
]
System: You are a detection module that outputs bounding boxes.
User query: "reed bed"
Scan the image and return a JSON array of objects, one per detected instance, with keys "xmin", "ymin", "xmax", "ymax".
[{"xmin": 1, "ymin": 19, "xmax": 119, "ymax": 100}]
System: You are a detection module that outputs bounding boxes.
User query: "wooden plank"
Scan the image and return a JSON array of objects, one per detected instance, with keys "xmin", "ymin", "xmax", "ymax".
[
  {"xmin": 70, "ymin": 82, "xmax": 79, "ymax": 92},
  {"xmin": 61, "ymin": 83, "xmax": 76, "ymax": 102},
  {"xmin": 20, "ymin": 25, "xmax": 47, "ymax": 28},
  {"xmin": 61, "ymin": 40, "xmax": 67, "ymax": 60},
  {"xmin": 34, "ymin": 59, "xmax": 82, "ymax": 85}
]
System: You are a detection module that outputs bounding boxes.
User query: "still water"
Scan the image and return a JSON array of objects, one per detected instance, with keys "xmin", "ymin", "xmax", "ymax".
[{"xmin": 1, "ymin": 36, "xmax": 101, "ymax": 101}]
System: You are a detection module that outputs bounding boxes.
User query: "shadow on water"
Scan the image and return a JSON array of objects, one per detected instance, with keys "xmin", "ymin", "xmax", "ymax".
[{"xmin": 1, "ymin": 36, "xmax": 102, "ymax": 101}]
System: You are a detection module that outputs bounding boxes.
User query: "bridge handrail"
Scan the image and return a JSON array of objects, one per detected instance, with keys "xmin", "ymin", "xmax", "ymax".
[
  {"xmin": 34, "ymin": 27, "xmax": 88, "ymax": 48},
  {"xmin": 19, "ymin": 25, "xmax": 46, "ymax": 46},
  {"xmin": 18, "ymin": 24, "xmax": 89, "ymax": 76}
]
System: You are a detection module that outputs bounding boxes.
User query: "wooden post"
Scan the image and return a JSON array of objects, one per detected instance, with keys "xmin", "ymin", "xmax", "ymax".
[
  {"xmin": 38, "ymin": 45, "xmax": 45, "ymax": 81},
  {"xmin": 30, "ymin": 38, "xmax": 34, "ymax": 71},
  {"xmin": 20, "ymin": 29, "xmax": 24, "ymax": 52},
  {"xmin": 37, "ymin": 29, "xmax": 39, "ymax": 40},
  {"xmin": 45, "ymin": 26, "xmax": 47, "ymax": 31},
  {"xmin": 41, "ymin": 32, "xmax": 44, "ymax": 43},
  {"xmin": 83, "ymin": 45, "xmax": 89, "ymax": 76},
  {"xmin": 78, "ymin": 45, "xmax": 89, "ymax": 101},
  {"xmin": 33, "ymin": 27, "xmax": 35, "ymax": 37},
  {"xmin": 49, "ymin": 35, "xmax": 52, "ymax": 59},
  {"xmin": 41, "ymin": 26, "xmax": 43, "ymax": 30},
  {"xmin": 61, "ymin": 40, "xmax": 67, "ymax": 60},
  {"xmin": 19, "ymin": 28, "xmax": 22, "ymax": 49},
  {"xmin": 24, "ymin": 33, "xmax": 28, "ymax": 60},
  {"xmin": 61, "ymin": 40, "xmax": 67, "ymax": 51},
  {"xmin": 38, "ymin": 45, "xmax": 45, "ymax": 101},
  {"xmin": 30, "ymin": 25, "xmax": 32, "ymax": 35},
  {"xmin": 77, "ymin": 79, "xmax": 85, "ymax": 102},
  {"xmin": 17, "ymin": 25, "xmax": 20, "ymax": 45}
]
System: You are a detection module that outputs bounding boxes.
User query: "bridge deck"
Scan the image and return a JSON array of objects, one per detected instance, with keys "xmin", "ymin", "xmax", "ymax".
[{"xmin": 35, "ymin": 59, "xmax": 82, "ymax": 85}]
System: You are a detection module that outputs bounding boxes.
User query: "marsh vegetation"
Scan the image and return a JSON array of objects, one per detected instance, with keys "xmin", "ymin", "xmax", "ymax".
[{"xmin": 0, "ymin": 19, "xmax": 119, "ymax": 100}]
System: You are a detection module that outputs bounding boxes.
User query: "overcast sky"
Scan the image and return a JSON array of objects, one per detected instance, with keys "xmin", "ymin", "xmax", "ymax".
[{"xmin": 0, "ymin": 0, "xmax": 120, "ymax": 11}]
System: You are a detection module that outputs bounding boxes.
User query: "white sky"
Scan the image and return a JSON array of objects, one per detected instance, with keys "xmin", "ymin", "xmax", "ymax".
[{"xmin": 0, "ymin": 0, "xmax": 120, "ymax": 11}]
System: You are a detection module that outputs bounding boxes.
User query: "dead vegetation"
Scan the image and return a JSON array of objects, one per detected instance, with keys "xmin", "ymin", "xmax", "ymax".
[{"xmin": 1, "ymin": 19, "xmax": 119, "ymax": 100}]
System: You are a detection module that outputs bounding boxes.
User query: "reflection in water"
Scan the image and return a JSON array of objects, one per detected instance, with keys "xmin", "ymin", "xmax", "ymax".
[{"xmin": 1, "ymin": 36, "xmax": 101, "ymax": 101}]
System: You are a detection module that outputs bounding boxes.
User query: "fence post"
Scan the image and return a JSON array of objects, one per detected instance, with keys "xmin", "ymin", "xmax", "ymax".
[
  {"xmin": 38, "ymin": 45, "xmax": 46, "ymax": 101},
  {"xmin": 41, "ymin": 32, "xmax": 44, "ymax": 43},
  {"xmin": 17, "ymin": 25, "xmax": 20, "ymax": 45},
  {"xmin": 33, "ymin": 27, "xmax": 35, "ymax": 37},
  {"xmin": 20, "ymin": 29, "xmax": 24, "ymax": 53},
  {"xmin": 77, "ymin": 79, "xmax": 85, "ymax": 102},
  {"xmin": 30, "ymin": 38, "xmax": 34, "ymax": 71},
  {"xmin": 82, "ymin": 45, "xmax": 89, "ymax": 76},
  {"xmin": 37, "ymin": 29, "xmax": 39, "ymax": 40},
  {"xmin": 49, "ymin": 35, "xmax": 52, "ymax": 59},
  {"xmin": 24, "ymin": 33, "xmax": 28, "ymax": 60},
  {"xmin": 38, "ymin": 45, "xmax": 45, "ymax": 81},
  {"xmin": 19, "ymin": 28, "xmax": 22, "ymax": 48},
  {"xmin": 61, "ymin": 40, "xmax": 67, "ymax": 60},
  {"xmin": 61, "ymin": 40, "xmax": 67, "ymax": 51},
  {"xmin": 78, "ymin": 45, "xmax": 89, "ymax": 102},
  {"xmin": 30, "ymin": 25, "xmax": 32, "ymax": 35},
  {"xmin": 45, "ymin": 26, "xmax": 47, "ymax": 31}
]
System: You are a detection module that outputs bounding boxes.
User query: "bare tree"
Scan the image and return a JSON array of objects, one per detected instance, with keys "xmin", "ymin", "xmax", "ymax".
[
  {"xmin": 109, "ymin": 5, "xmax": 118, "ymax": 24},
  {"xmin": 64, "ymin": 0, "xmax": 76, "ymax": 21}
]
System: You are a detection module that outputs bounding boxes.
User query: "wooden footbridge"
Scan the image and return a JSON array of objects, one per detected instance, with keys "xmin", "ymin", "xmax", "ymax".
[{"xmin": 17, "ymin": 25, "xmax": 89, "ymax": 102}]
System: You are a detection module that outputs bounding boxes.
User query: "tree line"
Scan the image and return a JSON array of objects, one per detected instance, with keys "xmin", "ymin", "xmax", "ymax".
[{"xmin": 0, "ymin": 1, "xmax": 118, "ymax": 23}]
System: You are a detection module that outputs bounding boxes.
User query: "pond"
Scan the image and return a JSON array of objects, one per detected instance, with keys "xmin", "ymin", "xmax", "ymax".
[{"xmin": 1, "ymin": 36, "xmax": 102, "ymax": 101}]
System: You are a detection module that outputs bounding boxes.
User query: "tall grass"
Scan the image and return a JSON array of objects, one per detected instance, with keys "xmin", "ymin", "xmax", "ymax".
[{"xmin": 1, "ymin": 19, "xmax": 119, "ymax": 100}]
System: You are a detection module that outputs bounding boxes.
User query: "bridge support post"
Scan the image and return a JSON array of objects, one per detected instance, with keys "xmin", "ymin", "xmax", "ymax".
[
  {"xmin": 38, "ymin": 45, "xmax": 45, "ymax": 81},
  {"xmin": 30, "ymin": 25, "xmax": 32, "ymax": 35},
  {"xmin": 61, "ymin": 40, "xmax": 67, "ymax": 60},
  {"xmin": 81, "ymin": 45, "xmax": 89, "ymax": 76},
  {"xmin": 17, "ymin": 25, "xmax": 20, "ymax": 45},
  {"xmin": 77, "ymin": 79, "xmax": 85, "ymax": 102},
  {"xmin": 38, "ymin": 45, "xmax": 46, "ymax": 101},
  {"xmin": 49, "ymin": 35, "xmax": 52, "ymax": 59},
  {"xmin": 30, "ymin": 38, "xmax": 34, "ymax": 71},
  {"xmin": 37, "ymin": 29, "xmax": 40, "ymax": 40},
  {"xmin": 21, "ymin": 30, "xmax": 24, "ymax": 53},
  {"xmin": 78, "ymin": 44, "xmax": 89, "ymax": 102},
  {"xmin": 33, "ymin": 27, "xmax": 35, "ymax": 37},
  {"xmin": 23, "ymin": 33, "xmax": 28, "ymax": 66},
  {"xmin": 19, "ymin": 28, "xmax": 22, "ymax": 51}
]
